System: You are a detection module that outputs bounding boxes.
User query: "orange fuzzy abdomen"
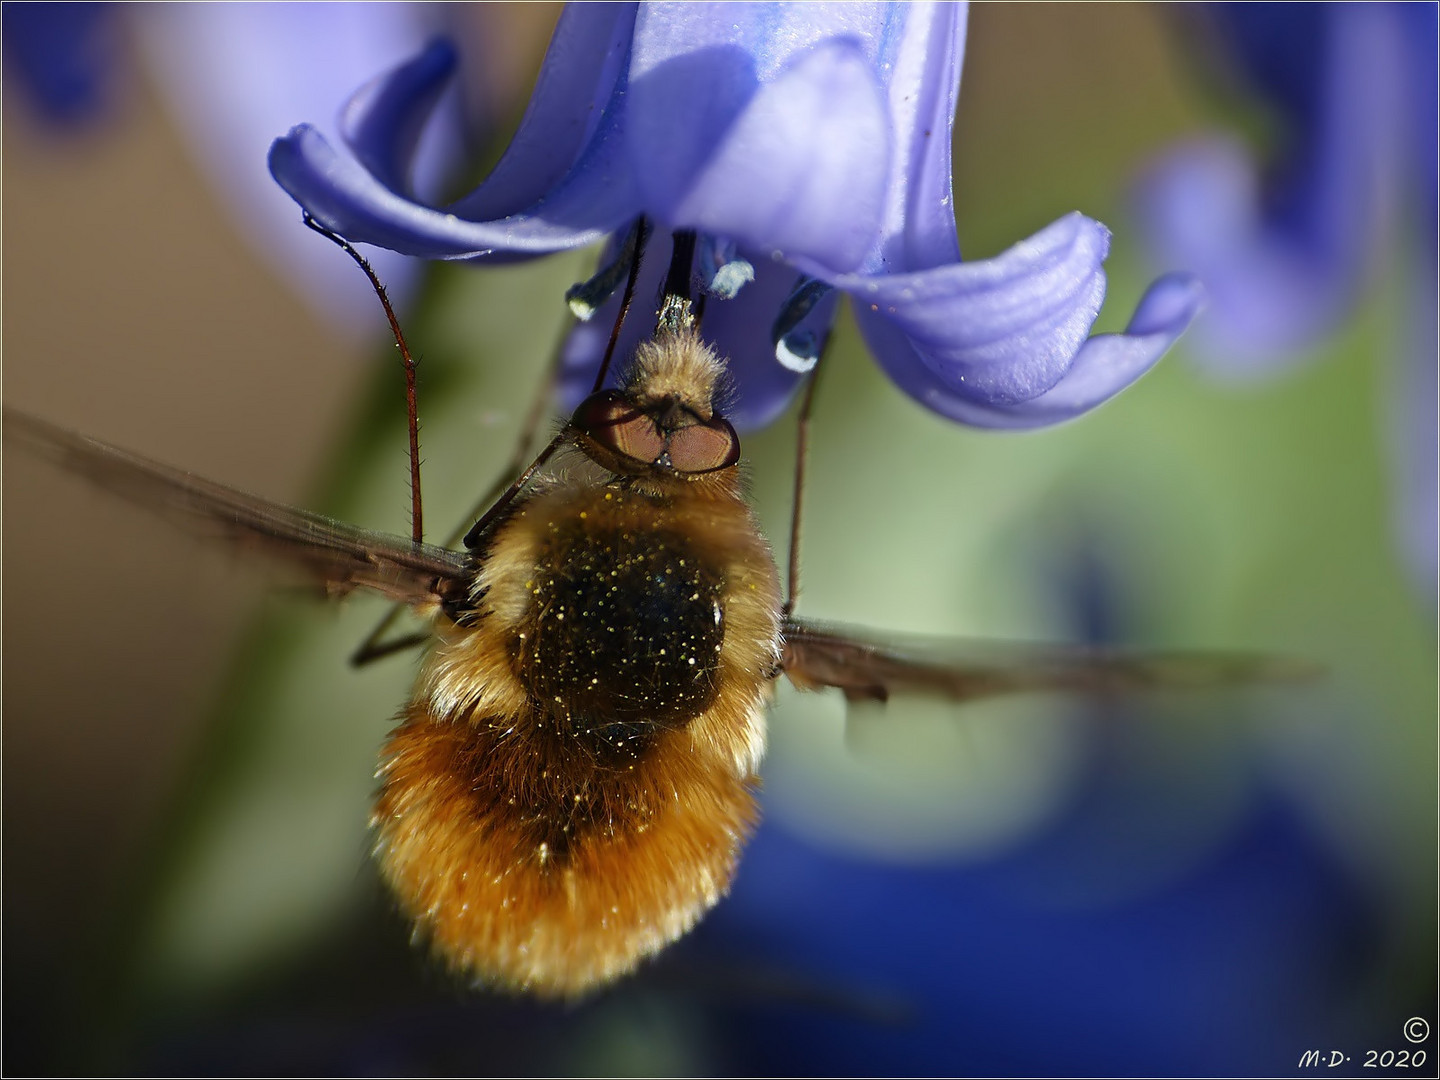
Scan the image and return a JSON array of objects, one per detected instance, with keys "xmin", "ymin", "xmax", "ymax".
[
  {"xmin": 371, "ymin": 482, "xmax": 782, "ymax": 996},
  {"xmin": 372, "ymin": 702, "xmax": 758, "ymax": 997}
]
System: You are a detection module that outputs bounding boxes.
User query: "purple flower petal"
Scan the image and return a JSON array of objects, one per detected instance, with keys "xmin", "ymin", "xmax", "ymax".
[
  {"xmin": 270, "ymin": 9, "xmax": 646, "ymax": 259},
  {"xmin": 706, "ymin": 261, "xmax": 838, "ymax": 430},
  {"xmin": 3, "ymin": 2, "xmax": 120, "ymax": 127},
  {"xmin": 623, "ymin": 1, "xmax": 969, "ymax": 275},
  {"xmin": 868, "ymin": 1, "xmax": 967, "ymax": 275},
  {"xmin": 836, "ymin": 213, "xmax": 1111, "ymax": 403},
  {"xmin": 139, "ymin": 2, "xmax": 453, "ymax": 333},
  {"xmin": 1134, "ymin": 136, "xmax": 1356, "ymax": 377},
  {"xmin": 269, "ymin": 109, "xmax": 639, "ymax": 258},
  {"xmin": 558, "ymin": 238, "xmax": 824, "ymax": 432},
  {"xmin": 855, "ymin": 272, "xmax": 1204, "ymax": 429},
  {"xmin": 340, "ymin": 37, "xmax": 457, "ymax": 200},
  {"xmin": 267, "ymin": 4, "xmax": 1195, "ymax": 434},
  {"xmin": 446, "ymin": 3, "xmax": 638, "ymax": 222},
  {"xmin": 625, "ymin": 0, "xmax": 900, "ymax": 188},
  {"xmin": 634, "ymin": 39, "xmax": 891, "ymax": 273}
]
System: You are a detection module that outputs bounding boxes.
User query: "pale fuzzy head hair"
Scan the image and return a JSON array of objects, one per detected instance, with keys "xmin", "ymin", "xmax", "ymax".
[{"xmin": 624, "ymin": 328, "xmax": 728, "ymax": 420}]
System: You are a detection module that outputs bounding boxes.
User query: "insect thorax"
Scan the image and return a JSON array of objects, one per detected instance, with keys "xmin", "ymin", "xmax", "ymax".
[
  {"xmin": 415, "ymin": 475, "xmax": 779, "ymax": 787},
  {"xmin": 510, "ymin": 490, "xmax": 726, "ymax": 765}
]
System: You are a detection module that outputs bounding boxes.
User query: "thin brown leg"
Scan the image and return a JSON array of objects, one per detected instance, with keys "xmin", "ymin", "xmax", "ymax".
[
  {"xmin": 302, "ymin": 214, "xmax": 425, "ymax": 546},
  {"xmin": 349, "ymin": 336, "xmax": 566, "ymax": 667},
  {"xmin": 351, "ymin": 217, "xmax": 653, "ymax": 667},
  {"xmin": 349, "ymin": 628, "xmax": 434, "ymax": 666},
  {"xmin": 589, "ymin": 216, "xmax": 650, "ymax": 394},
  {"xmin": 459, "ymin": 214, "xmax": 650, "ymax": 550},
  {"xmin": 782, "ymin": 334, "xmax": 834, "ymax": 621},
  {"xmin": 459, "ymin": 432, "xmax": 565, "ymax": 550}
]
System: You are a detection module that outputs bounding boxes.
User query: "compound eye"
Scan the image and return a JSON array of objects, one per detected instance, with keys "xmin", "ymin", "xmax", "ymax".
[
  {"xmin": 667, "ymin": 418, "xmax": 740, "ymax": 474},
  {"xmin": 574, "ymin": 391, "xmax": 666, "ymax": 465}
]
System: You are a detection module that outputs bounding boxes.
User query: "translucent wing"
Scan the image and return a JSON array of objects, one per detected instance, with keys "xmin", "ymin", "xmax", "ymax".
[
  {"xmin": 780, "ymin": 616, "xmax": 1317, "ymax": 705},
  {"xmin": 5, "ymin": 407, "xmax": 472, "ymax": 608}
]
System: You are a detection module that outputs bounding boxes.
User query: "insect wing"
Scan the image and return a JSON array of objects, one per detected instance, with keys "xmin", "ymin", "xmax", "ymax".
[
  {"xmin": 4, "ymin": 408, "xmax": 471, "ymax": 608},
  {"xmin": 780, "ymin": 616, "xmax": 1318, "ymax": 705}
]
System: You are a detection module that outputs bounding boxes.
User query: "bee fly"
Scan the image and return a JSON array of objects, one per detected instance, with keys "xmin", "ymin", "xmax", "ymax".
[{"xmin": 4, "ymin": 216, "xmax": 1311, "ymax": 998}]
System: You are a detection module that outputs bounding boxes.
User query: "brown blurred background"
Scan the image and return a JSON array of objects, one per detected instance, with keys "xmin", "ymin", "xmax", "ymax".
[
  {"xmin": 5, "ymin": 20, "xmax": 360, "ymax": 972},
  {"xmin": 4, "ymin": 6, "xmax": 564, "ymax": 1064}
]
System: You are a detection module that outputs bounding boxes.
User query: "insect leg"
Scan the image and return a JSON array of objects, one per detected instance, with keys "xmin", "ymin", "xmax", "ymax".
[
  {"xmin": 451, "ymin": 218, "xmax": 650, "ymax": 543},
  {"xmin": 782, "ymin": 331, "xmax": 836, "ymax": 620},
  {"xmin": 350, "ymin": 626, "xmax": 434, "ymax": 666},
  {"xmin": 585, "ymin": 216, "xmax": 651, "ymax": 393},
  {"xmin": 349, "ymin": 324, "xmax": 567, "ymax": 667},
  {"xmin": 300, "ymin": 213, "xmax": 425, "ymax": 547},
  {"xmin": 459, "ymin": 216, "xmax": 653, "ymax": 550},
  {"xmin": 460, "ymin": 432, "xmax": 566, "ymax": 550},
  {"xmin": 350, "ymin": 220, "xmax": 656, "ymax": 665}
]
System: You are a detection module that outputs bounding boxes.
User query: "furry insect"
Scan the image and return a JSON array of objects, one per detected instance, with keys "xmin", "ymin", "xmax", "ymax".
[{"xmin": 5, "ymin": 222, "xmax": 1308, "ymax": 999}]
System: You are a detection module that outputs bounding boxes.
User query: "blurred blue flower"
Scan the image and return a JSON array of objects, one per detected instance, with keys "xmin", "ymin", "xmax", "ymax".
[
  {"xmin": 3, "ymin": 2, "xmax": 120, "ymax": 126},
  {"xmin": 1134, "ymin": 2, "xmax": 1436, "ymax": 594},
  {"xmin": 270, "ymin": 2, "xmax": 1203, "ymax": 431},
  {"xmin": 4, "ymin": 2, "xmax": 459, "ymax": 332},
  {"xmin": 695, "ymin": 787, "xmax": 1380, "ymax": 1076},
  {"xmin": 1135, "ymin": 3, "xmax": 1432, "ymax": 370},
  {"xmin": 140, "ymin": 3, "xmax": 468, "ymax": 333}
]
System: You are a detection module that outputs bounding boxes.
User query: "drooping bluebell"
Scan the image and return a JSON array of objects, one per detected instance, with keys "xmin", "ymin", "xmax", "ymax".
[{"xmin": 270, "ymin": 2, "xmax": 1203, "ymax": 431}]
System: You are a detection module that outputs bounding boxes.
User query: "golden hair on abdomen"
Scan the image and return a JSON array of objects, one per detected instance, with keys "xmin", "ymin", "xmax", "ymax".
[
  {"xmin": 372, "ymin": 699, "xmax": 761, "ymax": 997},
  {"xmin": 372, "ymin": 472, "xmax": 783, "ymax": 997}
]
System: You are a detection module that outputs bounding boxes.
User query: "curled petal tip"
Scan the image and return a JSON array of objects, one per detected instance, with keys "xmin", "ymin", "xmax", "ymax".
[
  {"xmin": 855, "ymin": 260, "xmax": 1204, "ymax": 431},
  {"xmin": 340, "ymin": 37, "xmax": 459, "ymax": 140},
  {"xmin": 1130, "ymin": 272, "xmax": 1207, "ymax": 335},
  {"xmin": 268, "ymin": 122, "xmax": 317, "ymax": 166}
]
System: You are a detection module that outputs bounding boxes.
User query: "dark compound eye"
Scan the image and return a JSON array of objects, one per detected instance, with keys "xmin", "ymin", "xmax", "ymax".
[
  {"xmin": 573, "ymin": 391, "xmax": 739, "ymax": 475},
  {"xmin": 574, "ymin": 391, "xmax": 667, "ymax": 466},
  {"xmin": 666, "ymin": 418, "xmax": 740, "ymax": 474}
]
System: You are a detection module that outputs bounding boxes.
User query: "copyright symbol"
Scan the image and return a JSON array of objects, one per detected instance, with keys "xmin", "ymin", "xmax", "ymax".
[{"xmin": 1404, "ymin": 1017, "xmax": 1430, "ymax": 1043}]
